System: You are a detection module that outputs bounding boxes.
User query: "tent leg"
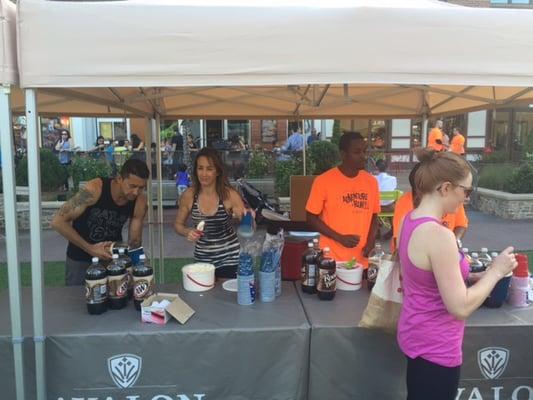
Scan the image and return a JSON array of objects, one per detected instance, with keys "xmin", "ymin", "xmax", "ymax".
[
  {"xmin": 152, "ymin": 117, "xmax": 164, "ymax": 284},
  {"xmin": 421, "ymin": 114, "xmax": 428, "ymax": 149},
  {"xmin": 1, "ymin": 86, "xmax": 26, "ymax": 400},
  {"xmin": 26, "ymin": 88, "xmax": 47, "ymax": 400},
  {"xmin": 145, "ymin": 118, "xmax": 155, "ymax": 270},
  {"xmin": 302, "ymin": 119, "xmax": 306, "ymax": 176}
]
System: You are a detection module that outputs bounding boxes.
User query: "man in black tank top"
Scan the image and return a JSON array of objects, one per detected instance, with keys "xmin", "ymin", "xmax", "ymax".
[{"xmin": 52, "ymin": 159, "xmax": 149, "ymax": 285}]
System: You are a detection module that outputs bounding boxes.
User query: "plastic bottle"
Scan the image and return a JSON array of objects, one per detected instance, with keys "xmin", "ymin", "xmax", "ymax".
[
  {"xmin": 478, "ymin": 247, "xmax": 492, "ymax": 269},
  {"xmin": 470, "ymin": 252, "xmax": 485, "ymax": 273},
  {"xmin": 118, "ymin": 247, "xmax": 133, "ymax": 299},
  {"xmin": 317, "ymin": 247, "xmax": 336, "ymax": 301},
  {"xmin": 132, "ymin": 254, "xmax": 154, "ymax": 310},
  {"xmin": 301, "ymin": 242, "xmax": 318, "ymax": 294},
  {"xmin": 367, "ymin": 243, "xmax": 384, "ymax": 291},
  {"xmin": 238, "ymin": 251, "xmax": 256, "ymax": 305},
  {"xmin": 462, "ymin": 248, "xmax": 472, "ymax": 264},
  {"xmin": 85, "ymin": 257, "xmax": 108, "ymax": 315},
  {"xmin": 107, "ymin": 254, "xmax": 129, "ymax": 310}
]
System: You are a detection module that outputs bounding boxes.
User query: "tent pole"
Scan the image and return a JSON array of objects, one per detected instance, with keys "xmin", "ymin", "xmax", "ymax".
[
  {"xmin": 145, "ymin": 118, "xmax": 155, "ymax": 269},
  {"xmin": 421, "ymin": 114, "xmax": 428, "ymax": 149},
  {"xmin": 302, "ymin": 119, "xmax": 306, "ymax": 176},
  {"xmin": 26, "ymin": 88, "xmax": 47, "ymax": 400},
  {"xmin": 153, "ymin": 116, "xmax": 165, "ymax": 284},
  {"xmin": 1, "ymin": 85, "xmax": 26, "ymax": 400}
]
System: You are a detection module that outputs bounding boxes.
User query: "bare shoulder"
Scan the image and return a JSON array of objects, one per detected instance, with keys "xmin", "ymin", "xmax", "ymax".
[{"xmin": 180, "ymin": 188, "xmax": 195, "ymax": 207}]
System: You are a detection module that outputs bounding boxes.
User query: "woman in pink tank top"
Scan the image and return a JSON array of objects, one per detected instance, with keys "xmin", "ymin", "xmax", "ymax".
[{"xmin": 397, "ymin": 149, "xmax": 517, "ymax": 400}]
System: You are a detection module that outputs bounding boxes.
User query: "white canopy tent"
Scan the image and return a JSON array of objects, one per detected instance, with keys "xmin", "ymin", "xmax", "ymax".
[
  {"xmin": 0, "ymin": 2, "xmax": 27, "ymax": 400},
  {"xmin": 10, "ymin": 1, "xmax": 533, "ymax": 399}
]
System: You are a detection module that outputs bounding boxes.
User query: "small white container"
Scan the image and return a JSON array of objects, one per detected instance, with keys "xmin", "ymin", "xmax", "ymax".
[
  {"xmin": 336, "ymin": 262, "xmax": 364, "ymax": 291},
  {"xmin": 182, "ymin": 263, "xmax": 215, "ymax": 292}
]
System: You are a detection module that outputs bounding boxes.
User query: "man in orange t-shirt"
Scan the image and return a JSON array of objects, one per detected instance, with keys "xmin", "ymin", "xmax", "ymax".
[
  {"xmin": 449, "ymin": 127, "xmax": 466, "ymax": 155},
  {"xmin": 306, "ymin": 131, "xmax": 380, "ymax": 267},
  {"xmin": 427, "ymin": 120, "xmax": 445, "ymax": 152}
]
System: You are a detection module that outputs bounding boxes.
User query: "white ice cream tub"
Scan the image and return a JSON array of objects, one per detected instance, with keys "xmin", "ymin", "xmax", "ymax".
[
  {"xmin": 336, "ymin": 262, "xmax": 364, "ymax": 291},
  {"xmin": 182, "ymin": 263, "xmax": 215, "ymax": 292}
]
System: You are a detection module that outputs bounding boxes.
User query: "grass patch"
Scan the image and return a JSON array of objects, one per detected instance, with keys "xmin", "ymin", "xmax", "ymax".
[{"xmin": 0, "ymin": 258, "xmax": 195, "ymax": 291}]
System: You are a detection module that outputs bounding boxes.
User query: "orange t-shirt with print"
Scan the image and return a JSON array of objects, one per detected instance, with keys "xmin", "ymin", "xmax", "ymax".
[
  {"xmin": 306, "ymin": 167, "xmax": 381, "ymax": 267},
  {"xmin": 450, "ymin": 134, "xmax": 466, "ymax": 155},
  {"xmin": 391, "ymin": 191, "xmax": 468, "ymax": 252},
  {"xmin": 428, "ymin": 128, "xmax": 444, "ymax": 152}
]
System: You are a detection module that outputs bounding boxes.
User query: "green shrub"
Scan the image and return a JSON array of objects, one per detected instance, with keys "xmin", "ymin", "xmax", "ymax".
[
  {"xmin": 246, "ymin": 151, "xmax": 274, "ymax": 179},
  {"xmin": 478, "ymin": 164, "xmax": 515, "ymax": 191},
  {"xmin": 481, "ymin": 149, "xmax": 508, "ymax": 163},
  {"xmin": 274, "ymin": 154, "xmax": 315, "ymax": 197},
  {"xmin": 331, "ymin": 120, "xmax": 342, "ymax": 147},
  {"xmin": 160, "ymin": 122, "xmax": 179, "ymax": 140},
  {"xmin": 69, "ymin": 154, "xmax": 113, "ymax": 191},
  {"xmin": 16, "ymin": 148, "xmax": 68, "ymax": 192},
  {"xmin": 504, "ymin": 161, "xmax": 533, "ymax": 194},
  {"xmin": 309, "ymin": 140, "xmax": 339, "ymax": 175}
]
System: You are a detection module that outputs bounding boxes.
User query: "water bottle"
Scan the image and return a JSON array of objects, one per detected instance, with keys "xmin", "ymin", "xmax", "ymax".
[
  {"xmin": 132, "ymin": 254, "xmax": 154, "ymax": 310},
  {"xmin": 478, "ymin": 247, "xmax": 492, "ymax": 269},
  {"xmin": 85, "ymin": 257, "xmax": 108, "ymax": 315},
  {"xmin": 470, "ymin": 253, "xmax": 485, "ymax": 273},
  {"xmin": 367, "ymin": 243, "xmax": 384, "ymax": 291},
  {"xmin": 462, "ymin": 248, "xmax": 472, "ymax": 264}
]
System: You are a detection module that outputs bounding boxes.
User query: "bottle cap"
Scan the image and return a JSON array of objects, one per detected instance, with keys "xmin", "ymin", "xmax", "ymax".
[
  {"xmin": 139, "ymin": 254, "xmax": 146, "ymax": 260},
  {"xmin": 112, "ymin": 254, "xmax": 119, "ymax": 259},
  {"xmin": 471, "ymin": 252, "xmax": 479, "ymax": 257},
  {"xmin": 118, "ymin": 248, "xmax": 125, "ymax": 254},
  {"xmin": 308, "ymin": 242, "xmax": 314, "ymax": 248},
  {"xmin": 313, "ymin": 238, "xmax": 319, "ymax": 243},
  {"xmin": 481, "ymin": 247, "xmax": 488, "ymax": 253},
  {"xmin": 92, "ymin": 257, "xmax": 99, "ymax": 263},
  {"xmin": 491, "ymin": 252, "xmax": 498, "ymax": 257},
  {"xmin": 323, "ymin": 246, "xmax": 330, "ymax": 252},
  {"xmin": 462, "ymin": 248, "xmax": 469, "ymax": 253}
]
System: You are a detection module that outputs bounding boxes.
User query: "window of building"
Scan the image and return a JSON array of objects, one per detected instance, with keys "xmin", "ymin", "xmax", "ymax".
[
  {"xmin": 491, "ymin": 0, "xmax": 532, "ymax": 5},
  {"xmin": 97, "ymin": 118, "xmax": 127, "ymax": 141},
  {"xmin": 261, "ymin": 120, "xmax": 277, "ymax": 144}
]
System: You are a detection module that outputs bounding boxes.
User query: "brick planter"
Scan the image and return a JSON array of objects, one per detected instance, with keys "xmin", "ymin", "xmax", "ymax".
[{"xmin": 475, "ymin": 187, "xmax": 533, "ymax": 220}]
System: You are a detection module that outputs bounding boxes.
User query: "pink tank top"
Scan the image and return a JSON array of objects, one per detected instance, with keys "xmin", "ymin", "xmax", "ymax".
[{"xmin": 397, "ymin": 211, "xmax": 470, "ymax": 367}]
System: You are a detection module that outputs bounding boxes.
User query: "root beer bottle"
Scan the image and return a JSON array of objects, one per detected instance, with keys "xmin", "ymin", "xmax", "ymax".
[
  {"xmin": 132, "ymin": 254, "xmax": 154, "ymax": 310},
  {"xmin": 118, "ymin": 247, "xmax": 133, "ymax": 299},
  {"xmin": 317, "ymin": 247, "xmax": 336, "ymax": 301},
  {"xmin": 107, "ymin": 254, "xmax": 128, "ymax": 310},
  {"xmin": 85, "ymin": 257, "xmax": 108, "ymax": 315},
  {"xmin": 302, "ymin": 242, "xmax": 318, "ymax": 294}
]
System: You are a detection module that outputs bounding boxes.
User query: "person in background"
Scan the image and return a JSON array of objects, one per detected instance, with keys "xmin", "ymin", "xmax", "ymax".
[
  {"xmin": 306, "ymin": 131, "xmax": 380, "ymax": 268},
  {"xmin": 171, "ymin": 128, "xmax": 184, "ymax": 172},
  {"xmin": 230, "ymin": 135, "xmax": 247, "ymax": 151},
  {"xmin": 90, "ymin": 136, "xmax": 106, "ymax": 153},
  {"xmin": 51, "ymin": 159, "xmax": 149, "ymax": 286},
  {"xmin": 397, "ymin": 148, "xmax": 517, "ymax": 400},
  {"xmin": 123, "ymin": 139, "xmax": 132, "ymax": 151},
  {"xmin": 174, "ymin": 163, "xmax": 191, "ymax": 205},
  {"xmin": 449, "ymin": 127, "xmax": 466, "ymax": 156},
  {"xmin": 427, "ymin": 120, "xmax": 446, "ymax": 152},
  {"xmin": 131, "ymin": 134, "xmax": 145, "ymax": 151},
  {"xmin": 375, "ymin": 159, "xmax": 398, "ymax": 240},
  {"xmin": 55, "ymin": 129, "xmax": 75, "ymax": 190},
  {"xmin": 174, "ymin": 147, "xmax": 248, "ymax": 278},
  {"xmin": 282, "ymin": 127, "xmax": 304, "ymax": 153},
  {"xmin": 307, "ymin": 129, "xmax": 319, "ymax": 146},
  {"xmin": 391, "ymin": 163, "xmax": 469, "ymax": 252},
  {"xmin": 187, "ymin": 134, "xmax": 198, "ymax": 151}
]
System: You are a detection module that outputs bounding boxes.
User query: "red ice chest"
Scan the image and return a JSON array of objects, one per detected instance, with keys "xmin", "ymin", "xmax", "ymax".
[
  {"xmin": 281, "ymin": 237, "xmax": 309, "ymax": 281},
  {"xmin": 514, "ymin": 254, "xmax": 529, "ymax": 278}
]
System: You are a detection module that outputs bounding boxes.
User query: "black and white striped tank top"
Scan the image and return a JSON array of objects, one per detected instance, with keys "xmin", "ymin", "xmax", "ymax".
[{"xmin": 191, "ymin": 194, "xmax": 240, "ymax": 271}]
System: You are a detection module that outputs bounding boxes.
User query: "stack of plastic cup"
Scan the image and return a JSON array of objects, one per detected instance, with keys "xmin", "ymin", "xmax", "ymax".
[
  {"xmin": 259, "ymin": 249, "xmax": 276, "ymax": 302},
  {"xmin": 508, "ymin": 254, "xmax": 529, "ymax": 308},
  {"xmin": 237, "ymin": 252, "xmax": 256, "ymax": 305}
]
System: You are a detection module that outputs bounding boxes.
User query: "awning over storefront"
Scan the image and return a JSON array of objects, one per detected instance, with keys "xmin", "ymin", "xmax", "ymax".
[{"xmin": 0, "ymin": 0, "xmax": 17, "ymax": 85}]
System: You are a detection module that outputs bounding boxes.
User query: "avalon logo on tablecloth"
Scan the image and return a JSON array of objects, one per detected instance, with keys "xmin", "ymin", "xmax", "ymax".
[
  {"xmin": 108, "ymin": 353, "xmax": 142, "ymax": 388},
  {"xmin": 477, "ymin": 347, "xmax": 509, "ymax": 380}
]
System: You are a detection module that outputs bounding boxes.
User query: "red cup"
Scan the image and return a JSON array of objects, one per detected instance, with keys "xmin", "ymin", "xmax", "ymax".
[{"xmin": 514, "ymin": 254, "xmax": 529, "ymax": 277}]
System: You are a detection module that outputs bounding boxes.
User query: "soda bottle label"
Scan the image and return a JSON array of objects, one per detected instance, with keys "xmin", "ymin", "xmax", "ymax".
[
  {"xmin": 126, "ymin": 266, "xmax": 133, "ymax": 291},
  {"xmin": 85, "ymin": 277, "xmax": 108, "ymax": 304},
  {"xmin": 367, "ymin": 258, "xmax": 380, "ymax": 283},
  {"xmin": 108, "ymin": 274, "xmax": 128, "ymax": 300},
  {"xmin": 317, "ymin": 268, "xmax": 336, "ymax": 292},
  {"xmin": 302, "ymin": 264, "xmax": 317, "ymax": 286},
  {"xmin": 133, "ymin": 274, "xmax": 154, "ymax": 301}
]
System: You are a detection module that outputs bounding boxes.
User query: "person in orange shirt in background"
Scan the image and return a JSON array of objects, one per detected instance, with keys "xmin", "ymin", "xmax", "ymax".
[
  {"xmin": 427, "ymin": 120, "xmax": 446, "ymax": 152},
  {"xmin": 449, "ymin": 127, "xmax": 466, "ymax": 156},
  {"xmin": 306, "ymin": 131, "xmax": 380, "ymax": 267},
  {"xmin": 392, "ymin": 162, "xmax": 469, "ymax": 252}
]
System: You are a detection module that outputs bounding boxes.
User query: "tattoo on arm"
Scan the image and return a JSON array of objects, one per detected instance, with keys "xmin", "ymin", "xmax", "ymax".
[{"xmin": 58, "ymin": 189, "xmax": 94, "ymax": 216}]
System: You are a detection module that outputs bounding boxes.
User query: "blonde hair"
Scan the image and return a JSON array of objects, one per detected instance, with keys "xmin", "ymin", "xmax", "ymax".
[{"xmin": 414, "ymin": 148, "xmax": 471, "ymax": 195}]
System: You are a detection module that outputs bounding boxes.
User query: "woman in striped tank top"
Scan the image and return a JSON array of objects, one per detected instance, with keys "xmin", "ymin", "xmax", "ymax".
[{"xmin": 174, "ymin": 147, "xmax": 247, "ymax": 278}]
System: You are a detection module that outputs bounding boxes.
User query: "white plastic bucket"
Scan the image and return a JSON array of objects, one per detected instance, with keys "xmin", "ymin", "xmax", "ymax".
[
  {"xmin": 336, "ymin": 263, "xmax": 363, "ymax": 291},
  {"xmin": 182, "ymin": 263, "xmax": 215, "ymax": 292}
]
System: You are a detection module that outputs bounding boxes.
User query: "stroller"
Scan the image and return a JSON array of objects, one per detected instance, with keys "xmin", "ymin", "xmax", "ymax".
[{"xmin": 234, "ymin": 178, "xmax": 280, "ymax": 224}]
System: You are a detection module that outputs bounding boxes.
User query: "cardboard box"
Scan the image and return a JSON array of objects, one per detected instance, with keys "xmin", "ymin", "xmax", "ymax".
[
  {"xmin": 290, "ymin": 175, "xmax": 317, "ymax": 222},
  {"xmin": 141, "ymin": 293, "xmax": 195, "ymax": 325}
]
